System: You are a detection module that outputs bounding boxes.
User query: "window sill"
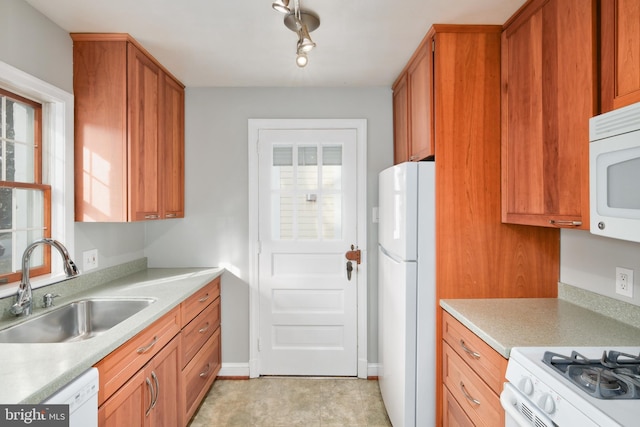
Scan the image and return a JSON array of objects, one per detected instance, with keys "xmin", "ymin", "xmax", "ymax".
[{"xmin": 0, "ymin": 272, "xmax": 71, "ymax": 300}]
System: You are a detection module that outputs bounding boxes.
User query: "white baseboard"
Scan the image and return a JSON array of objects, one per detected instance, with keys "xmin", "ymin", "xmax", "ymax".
[
  {"xmin": 218, "ymin": 362, "xmax": 250, "ymax": 377},
  {"xmin": 218, "ymin": 362, "xmax": 380, "ymax": 378}
]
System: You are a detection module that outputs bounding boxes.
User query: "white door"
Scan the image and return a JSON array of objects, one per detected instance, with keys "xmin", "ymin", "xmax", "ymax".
[{"xmin": 257, "ymin": 128, "xmax": 358, "ymax": 376}]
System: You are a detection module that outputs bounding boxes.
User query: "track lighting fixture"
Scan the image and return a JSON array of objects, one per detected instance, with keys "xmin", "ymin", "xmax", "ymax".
[{"xmin": 274, "ymin": 0, "xmax": 319, "ymax": 68}]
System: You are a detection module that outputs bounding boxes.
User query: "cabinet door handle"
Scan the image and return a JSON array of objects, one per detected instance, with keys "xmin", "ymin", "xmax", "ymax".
[
  {"xmin": 198, "ymin": 322, "xmax": 210, "ymax": 334},
  {"xmin": 165, "ymin": 213, "xmax": 177, "ymax": 218},
  {"xmin": 137, "ymin": 336, "xmax": 159, "ymax": 354},
  {"xmin": 198, "ymin": 293, "xmax": 210, "ymax": 303},
  {"xmin": 199, "ymin": 363, "xmax": 212, "ymax": 378},
  {"xmin": 145, "ymin": 377, "xmax": 155, "ymax": 416},
  {"xmin": 144, "ymin": 214, "xmax": 160, "ymax": 219},
  {"xmin": 151, "ymin": 371, "xmax": 159, "ymax": 409},
  {"xmin": 459, "ymin": 339, "xmax": 481, "ymax": 359},
  {"xmin": 460, "ymin": 381, "xmax": 481, "ymax": 405},
  {"xmin": 549, "ymin": 219, "xmax": 582, "ymax": 226}
]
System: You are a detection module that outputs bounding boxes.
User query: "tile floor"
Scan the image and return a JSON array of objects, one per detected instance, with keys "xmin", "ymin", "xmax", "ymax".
[{"xmin": 188, "ymin": 377, "xmax": 392, "ymax": 427}]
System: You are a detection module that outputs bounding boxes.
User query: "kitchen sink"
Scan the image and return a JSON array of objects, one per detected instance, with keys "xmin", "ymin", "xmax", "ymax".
[{"xmin": 0, "ymin": 297, "xmax": 156, "ymax": 343}]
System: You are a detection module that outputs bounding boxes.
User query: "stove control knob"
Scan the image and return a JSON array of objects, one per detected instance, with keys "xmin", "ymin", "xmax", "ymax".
[
  {"xmin": 519, "ymin": 377, "xmax": 534, "ymax": 396},
  {"xmin": 539, "ymin": 393, "xmax": 556, "ymax": 414}
]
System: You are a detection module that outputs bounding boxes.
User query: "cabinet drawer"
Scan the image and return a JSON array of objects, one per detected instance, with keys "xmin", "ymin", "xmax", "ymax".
[
  {"xmin": 443, "ymin": 386, "xmax": 474, "ymax": 427},
  {"xmin": 183, "ymin": 328, "xmax": 221, "ymax": 422},
  {"xmin": 181, "ymin": 296, "xmax": 220, "ymax": 368},
  {"xmin": 95, "ymin": 306, "xmax": 180, "ymax": 405},
  {"xmin": 443, "ymin": 343, "xmax": 503, "ymax": 427},
  {"xmin": 181, "ymin": 277, "xmax": 220, "ymax": 327},
  {"xmin": 442, "ymin": 311, "xmax": 507, "ymax": 394}
]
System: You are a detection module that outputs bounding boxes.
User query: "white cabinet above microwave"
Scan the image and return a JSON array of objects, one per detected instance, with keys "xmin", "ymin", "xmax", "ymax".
[{"xmin": 590, "ymin": 101, "xmax": 640, "ymax": 243}]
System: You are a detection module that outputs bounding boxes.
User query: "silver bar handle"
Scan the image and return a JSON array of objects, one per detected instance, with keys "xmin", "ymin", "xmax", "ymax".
[
  {"xmin": 137, "ymin": 336, "xmax": 158, "ymax": 354},
  {"xmin": 144, "ymin": 214, "xmax": 160, "ymax": 219},
  {"xmin": 151, "ymin": 371, "xmax": 159, "ymax": 409},
  {"xmin": 459, "ymin": 339, "xmax": 481, "ymax": 359},
  {"xmin": 549, "ymin": 219, "xmax": 582, "ymax": 226},
  {"xmin": 198, "ymin": 293, "xmax": 210, "ymax": 303},
  {"xmin": 460, "ymin": 382, "xmax": 481, "ymax": 405},
  {"xmin": 145, "ymin": 377, "xmax": 154, "ymax": 416},
  {"xmin": 198, "ymin": 322, "xmax": 211, "ymax": 334},
  {"xmin": 199, "ymin": 363, "xmax": 212, "ymax": 378}
]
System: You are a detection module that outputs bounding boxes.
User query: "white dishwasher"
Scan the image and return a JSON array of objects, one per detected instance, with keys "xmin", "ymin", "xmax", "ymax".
[{"xmin": 43, "ymin": 368, "xmax": 99, "ymax": 427}]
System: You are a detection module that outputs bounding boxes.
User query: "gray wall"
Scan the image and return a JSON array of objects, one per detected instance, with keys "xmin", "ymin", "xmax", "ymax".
[
  {"xmin": 145, "ymin": 87, "xmax": 394, "ymax": 363},
  {"xmin": 0, "ymin": 0, "xmax": 146, "ymax": 270},
  {"xmin": 561, "ymin": 230, "xmax": 640, "ymax": 307}
]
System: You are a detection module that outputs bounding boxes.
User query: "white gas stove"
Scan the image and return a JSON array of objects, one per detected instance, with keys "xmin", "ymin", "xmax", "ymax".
[{"xmin": 501, "ymin": 346, "xmax": 640, "ymax": 427}]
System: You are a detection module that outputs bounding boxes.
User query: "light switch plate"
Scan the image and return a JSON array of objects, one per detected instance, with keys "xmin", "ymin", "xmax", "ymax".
[{"xmin": 83, "ymin": 249, "xmax": 98, "ymax": 271}]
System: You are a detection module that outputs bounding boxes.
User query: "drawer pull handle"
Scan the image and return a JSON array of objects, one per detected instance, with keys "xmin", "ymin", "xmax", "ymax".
[
  {"xmin": 198, "ymin": 293, "xmax": 210, "ymax": 303},
  {"xmin": 145, "ymin": 377, "xmax": 155, "ymax": 416},
  {"xmin": 151, "ymin": 371, "xmax": 159, "ymax": 409},
  {"xmin": 459, "ymin": 339, "xmax": 480, "ymax": 359},
  {"xmin": 137, "ymin": 336, "xmax": 159, "ymax": 354},
  {"xmin": 549, "ymin": 219, "xmax": 582, "ymax": 226},
  {"xmin": 199, "ymin": 363, "xmax": 212, "ymax": 378},
  {"xmin": 460, "ymin": 381, "xmax": 481, "ymax": 405},
  {"xmin": 199, "ymin": 322, "xmax": 211, "ymax": 334}
]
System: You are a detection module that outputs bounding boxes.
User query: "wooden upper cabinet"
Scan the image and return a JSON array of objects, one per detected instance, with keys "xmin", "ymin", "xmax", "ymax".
[
  {"xmin": 392, "ymin": 37, "xmax": 434, "ymax": 163},
  {"xmin": 601, "ymin": 0, "xmax": 640, "ymax": 112},
  {"xmin": 392, "ymin": 74, "xmax": 409, "ymax": 164},
  {"xmin": 72, "ymin": 33, "xmax": 185, "ymax": 222},
  {"xmin": 161, "ymin": 75, "xmax": 186, "ymax": 219},
  {"xmin": 501, "ymin": 0, "xmax": 596, "ymax": 229}
]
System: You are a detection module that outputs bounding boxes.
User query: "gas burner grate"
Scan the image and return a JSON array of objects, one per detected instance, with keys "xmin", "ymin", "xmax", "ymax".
[{"xmin": 543, "ymin": 350, "xmax": 640, "ymax": 399}]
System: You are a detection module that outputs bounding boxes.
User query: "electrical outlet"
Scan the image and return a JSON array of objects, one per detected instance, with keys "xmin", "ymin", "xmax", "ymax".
[
  {"xmin": 615, "ymin": 267, "xmax": 634, "ymax": 298},
  {"xmin": 83, "ymin": 249, "xmax": 98, "ymax": 271}
]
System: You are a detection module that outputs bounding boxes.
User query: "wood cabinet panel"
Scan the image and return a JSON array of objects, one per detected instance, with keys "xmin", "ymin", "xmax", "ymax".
[
  {"xmin": 181, "ymin": 277, "xmax": 221, "ymax": 328},
  {"xmin": 161, "ymin": 75, "xmax": 185, "ymax": 218},
  {"xmin": 181, "ymin": 296, "xmax": 220, "ymax": 369},
  {"xmin": 501, "ymin": 0, "xmax": 595, "ymax": 229},
  {"xmin": 442, "ymin": 312, "xmax": 507, "ymax": 395},
  {"xmin": 443, "ymin": 387, "xmax": 474, "ymax": 427},
  {"xmin": 430, "ymin": 23, "xmax": 559, "ymax": 427},
  {"xmin": 182, "ymin": 328, "xmax": 221, "ymax": 423},
  {"xmin": 392, "ymin": 75, "xmax": 409, "ymax": 164},
  {"xmin": 443, "ymin": 343, "xmax": 503, "ymax": 427},
  {"xmin": 601, "ymin": 0, "xmax": 640, "ymax": 111},
  {"xmin": 95, "ymin": 307, "xmax": 180, "ymax": 405},
  {"xmin": 392, "ymin": 37, "xmax": 434, "ymax": 163},
  {"xmin": 72, "ymin": 33, "xmax": 185, "ymax": 222},
  {"xmin": 128, "ymin": 44, "xmax": 161, "ymax": 221},
  {"xmin": 99, "ymin": 336, "xmax": 181, "ymax": 427},
  {"xmin": 407, "ymin": 42, "xmax": 434, "ymax": 161}
]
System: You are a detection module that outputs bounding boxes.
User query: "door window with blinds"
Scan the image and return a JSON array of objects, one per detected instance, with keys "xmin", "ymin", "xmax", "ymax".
[
  {"xmin": 0, "ymin": 89, "xmax": 50, "ymax": 284},
  {"xmin": 271, "ymin": 144, "xmax": 343, "ymax": 240}
]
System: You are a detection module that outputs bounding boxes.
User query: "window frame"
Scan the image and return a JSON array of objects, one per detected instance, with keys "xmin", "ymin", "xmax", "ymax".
[
  {"xmin": 0, "ymin": 60, "xmax": 74, "ymax": 295},
  {"xmin": 0, "ymin": 88, "xmax": 52, "ymax": 283}
]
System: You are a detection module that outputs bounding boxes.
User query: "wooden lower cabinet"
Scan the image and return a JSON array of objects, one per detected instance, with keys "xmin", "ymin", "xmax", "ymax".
[
  {"xmin": 99, "ymin": 336, "xmax": 181, "ymax": 427},
  {"xmin": 182, "ymin": 328, "xmax": 221, "ymax": 422},
  {"xmin": 443, "ymin": 387, "xmax": 474, "ymax": 427},
  {"xmin": 442, "ymin": 312, "xmax": 507, "ymax": 427},
  {"xmin": 180, "ymin": 276, "xmax": 222, "ymax": 426}
]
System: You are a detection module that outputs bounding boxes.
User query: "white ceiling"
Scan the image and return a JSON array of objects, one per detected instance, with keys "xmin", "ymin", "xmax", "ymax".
[{"xmin": 24, "ymin": 0, "xmax": 526, "ymax": 88}]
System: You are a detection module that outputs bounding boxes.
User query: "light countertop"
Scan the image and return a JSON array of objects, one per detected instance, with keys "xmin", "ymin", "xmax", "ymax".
[
  {"xmin": 0, "ymin": 267, "xmax": 223, "ymax": 404},
  {"xmin": 440, "ymin": 298, "xmax": 640, "ymax": 358}
]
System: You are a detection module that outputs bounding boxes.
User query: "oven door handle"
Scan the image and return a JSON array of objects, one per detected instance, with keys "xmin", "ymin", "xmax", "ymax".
[{"xmin": 501, "ymin": 382, "xmax": 540, "ymax": 427}]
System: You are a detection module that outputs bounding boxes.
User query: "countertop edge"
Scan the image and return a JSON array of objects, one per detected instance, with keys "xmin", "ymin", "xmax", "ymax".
[{"xmin": 0, "ymin": 267, "xmax": 224, "ymax": 404}]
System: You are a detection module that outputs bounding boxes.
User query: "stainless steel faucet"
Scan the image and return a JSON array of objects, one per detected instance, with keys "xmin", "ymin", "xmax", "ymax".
[{"xmin": 10, "ymin": 238, "xmax": 80, "ymax": 316}]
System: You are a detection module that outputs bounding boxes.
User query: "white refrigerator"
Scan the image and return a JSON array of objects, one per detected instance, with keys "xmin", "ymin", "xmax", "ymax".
[{"xmin": 378, "ymin": 161, "xmax": 435, "ymax": 427}]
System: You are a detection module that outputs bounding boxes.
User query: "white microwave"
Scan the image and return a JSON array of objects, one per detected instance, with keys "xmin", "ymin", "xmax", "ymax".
[{"xmin": 590, "ymin": 101, "xmax": 640, "ymax": 243}]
